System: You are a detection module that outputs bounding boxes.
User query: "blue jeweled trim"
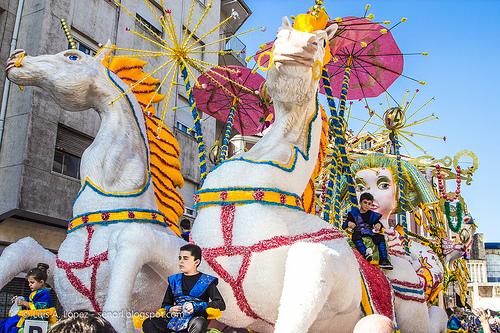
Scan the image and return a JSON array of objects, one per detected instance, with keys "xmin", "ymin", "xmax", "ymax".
[{"xmin": 73, "ymin": 172, "xmax": 152, "ymax": 202}]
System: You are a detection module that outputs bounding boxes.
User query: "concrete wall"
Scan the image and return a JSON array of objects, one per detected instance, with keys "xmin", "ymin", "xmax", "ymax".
[
  {"xmin": 0, "ymin": 0, "xmax": 17, "ymax": 107},
  {"xmin": 471, "ymin": 233, "xmax": 486, "ymax": 260},
  {"xmin": 0, "ymin": 217, "xmax": 66, "ymax": 251},
  {"xmin": 0, "ymin": 0, "xmax": 223, "ymax": 230}
]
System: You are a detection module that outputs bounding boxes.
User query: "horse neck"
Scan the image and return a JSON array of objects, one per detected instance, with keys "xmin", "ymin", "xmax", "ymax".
[
  {"xmin": 244, "ymin": 96, "xmax": 320, "ymax": 185},
  {"xmin": 81, "ymin": 85, "xmax": 150, "ymax": 192}
]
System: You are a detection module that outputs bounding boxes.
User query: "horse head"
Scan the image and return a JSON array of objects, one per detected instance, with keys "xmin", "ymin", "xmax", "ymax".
[
  {"xmin": 6, "ymin": 46, "xmax": 111, "ymax": 111},
  {"xmin": 266, "ymin": 17, "xmax": 337, "ymax": 106}
]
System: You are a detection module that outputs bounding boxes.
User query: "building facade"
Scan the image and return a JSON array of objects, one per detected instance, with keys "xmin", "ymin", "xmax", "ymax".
[
  {"xmin": 466, "ymin": 234, "xmax": 500, "ymax": 310},
  {"xmin": 0, "ymin": 0, "xmax": 250, "ymax": 317}
]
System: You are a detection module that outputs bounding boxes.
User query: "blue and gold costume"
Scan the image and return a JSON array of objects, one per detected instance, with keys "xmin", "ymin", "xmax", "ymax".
[
  {"xmin": 166, "ymin": 273, "xmax": 215, "ymax": 331},
  {"xmin": 142, "ymin": 272, "xmax": 225, "ymax": 333},
  {"xmin": 0, "ymin": 288, "xmax": 52, "ymax": 333}
]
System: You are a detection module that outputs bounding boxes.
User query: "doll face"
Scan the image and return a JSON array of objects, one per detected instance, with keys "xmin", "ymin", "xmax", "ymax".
[
  {"xmin": 354, "ymin": 168, "xmax": 396, "ymax": 219},
  {"xmin": 27, "ymin": 276, "xmax": 44, "ymax": 291}
]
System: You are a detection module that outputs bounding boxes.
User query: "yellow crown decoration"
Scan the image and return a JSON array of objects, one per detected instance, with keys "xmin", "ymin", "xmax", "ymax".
[{"xmin": 292, "ymin": 1, "xmax": 332, "ymax": 65}]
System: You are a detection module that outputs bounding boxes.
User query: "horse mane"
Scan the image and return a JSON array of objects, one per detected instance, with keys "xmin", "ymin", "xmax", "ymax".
[
  {"xmin": 103, "ymin": 56, "xmax": 184, "ymax": 236},
  {"xmin": 302, "ymin": 105, "xmax": 328, "ymax": 213}
]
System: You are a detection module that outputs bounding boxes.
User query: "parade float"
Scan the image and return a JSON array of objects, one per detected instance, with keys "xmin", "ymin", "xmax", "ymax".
[{"xmin": 0, "ymin": 0, "xmax": 480, "ymax": 332}]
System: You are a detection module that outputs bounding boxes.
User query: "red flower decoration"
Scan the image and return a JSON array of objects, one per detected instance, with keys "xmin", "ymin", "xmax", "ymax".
[
  {"xmin": 295, "ymin": 198, "xmax": 302, "ymax": 207},
  {"xmin": 252, "ymin": 190, "xmax": 264, "ymax": 201},
  {"xmin": 128, "ymin": 211, "xmax": 135, "ymax": 219},
  {"xmin": 219, "ymin": 191, "xmax": 228, "ymax": 201},
  {"xmin": 101, "ymin": 212, "xmax": 110, "ymax": 221},
  {"xmin": 82, "ymin": 216, "xmax": 89, "ymax": 223},
  {"xmin": 280, "ymin": 194, "xmax": 286, "ymax": 204},
  {"xmin": 193, "ymin": 194, "xmax": 200, "ymax": 204},
  {"xmin": 151, "ymin": 212, "xmax": 157, "ymax": 219}
]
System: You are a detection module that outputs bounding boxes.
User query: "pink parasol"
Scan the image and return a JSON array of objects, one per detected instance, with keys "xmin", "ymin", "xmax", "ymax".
[
  {"xmin": 320, "ymin": 16, "xmax": 404, "ymax": 100},
  {"xmin": 193, "ymin": 65, "xmax": 274, "ymax": 137}
]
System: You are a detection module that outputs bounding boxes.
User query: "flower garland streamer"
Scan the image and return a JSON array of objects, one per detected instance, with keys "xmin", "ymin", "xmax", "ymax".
[
  {"xmin": 180, "ymin": 63, "xmax": 208, "ymax": 183},
  {"xmin": 393, "ymin": 134, "xmax": 409, "ymax": 253},
  {"xmin": 445, "ymin": 201, "xmax": 463, "ymax": 233},
  {"xmin": 320, "ymin": 68, "xmax": 357, "ymax": 225},
  {"xmin": 219, "ymin": 103, "xmax": 236, "ymax": 162}
]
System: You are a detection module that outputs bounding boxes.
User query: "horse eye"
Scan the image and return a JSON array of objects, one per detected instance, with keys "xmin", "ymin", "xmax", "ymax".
[
  {"xmin": 68, "ymin": 54, "xmax": 79, "ymax": 61},
  {"xmin": 323, "ymin": 39, "xmax": 327, "ymax": 48}
]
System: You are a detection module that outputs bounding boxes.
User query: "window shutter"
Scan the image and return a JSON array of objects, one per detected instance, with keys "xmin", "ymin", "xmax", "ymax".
[{"xmin": 55, "ymin": 125, "xmax": 93, "ymax": 157}]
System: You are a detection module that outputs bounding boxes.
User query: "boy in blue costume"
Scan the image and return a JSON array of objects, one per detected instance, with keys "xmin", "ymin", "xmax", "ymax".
[
  {"xmin": 142, "ymin": 244, "xmax": 225, "ymax": 333},
  {"xmin": 343, "ymin": 193, "xmax": 393, "ymax": 270},
  {"xmin": 0, "ymin": 263, "xmax": 53, "ymax": 333}
]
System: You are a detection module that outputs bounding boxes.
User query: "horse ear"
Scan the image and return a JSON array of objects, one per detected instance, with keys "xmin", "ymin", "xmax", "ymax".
[
  {"xmin": 326, "ymin": 23, "xmax": 338, "ymax": 40},
  {"xmin": 281, "ymin": 16, "xmax": 292, "ymax": 29},
  {"xmin": 94, "ymin": 40, "xmax": 113, "ymax": 62}
]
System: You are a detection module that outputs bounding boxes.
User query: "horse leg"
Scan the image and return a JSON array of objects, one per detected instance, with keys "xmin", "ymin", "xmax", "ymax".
[
  {"xmin": 386, "ymin": 256, "xmax": 431, "ymax": 333},
  {"xmin": 274, "ymin": 242, "xmax": 358, "ymax": 333},
  {"xmin": 102, "ymin": 225, "xmax": 184, "ymax": 332},
  {"xmin": 0, "ymin": 237, "xmax": 56, "ymax": 288},
  {"xmin": 428, "ymin": 305, "xmax": 448, "ymax": 333}
]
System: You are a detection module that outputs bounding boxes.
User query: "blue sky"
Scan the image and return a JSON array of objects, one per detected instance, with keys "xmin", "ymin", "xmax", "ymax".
[{"xmin": 239, "ymin": 0, "xmax": 500, "ymax": 241}]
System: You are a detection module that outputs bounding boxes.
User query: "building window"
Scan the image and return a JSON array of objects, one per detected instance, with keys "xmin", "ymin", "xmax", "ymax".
[
  {"xmin": 53, "ymin": 150, "xmax": 81, "ymax": 179},
  {"xmin": 478, "ymin": 286, "xmax": 493, "ymax": 298},
  {"xmin": 53, "ymin": 125, "xmax": 92, "ymax": 180},
  {"xmin": 184, "ymin": 206, "xmax": 196, "ymax": 218},
  {"xmin": 360, "ymin": 139, "xmax": 372, "ymax": 150},
  {"xmin": 73, "ymin": 40, "xmax": 96, "ymax": 56},
  {"xmin": 136, "ymin": 13, "xmax": 163, "ymax": 37},
  {"xmin": 175, "ymin": 121, "xmax": 194, "ymax": 137},
  {"xmin": 69, "ymin": 29, "xmax": 98, "ymax": 56}
]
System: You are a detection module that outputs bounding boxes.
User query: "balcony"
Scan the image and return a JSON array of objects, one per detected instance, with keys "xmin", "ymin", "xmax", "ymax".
[
  {"xmin": 219, "ymin": 34, "xmax": 247, "ymax": 66},
  {"xmin": 219, "ymin": 0, "xmax": 251, "ymax": 67},
  {"xmin": 220, "ymin": 0, "xmax": 252, "ymax": 34}
]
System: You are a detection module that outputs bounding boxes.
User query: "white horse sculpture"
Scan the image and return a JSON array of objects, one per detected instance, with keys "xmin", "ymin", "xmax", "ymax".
[
  {"xmin": 3, "ymin": 46, "xmax": 186, "ymax": 331},
  {"xmin": 191, "ymin": 17, "xmax": 443, "ymax": 333}
]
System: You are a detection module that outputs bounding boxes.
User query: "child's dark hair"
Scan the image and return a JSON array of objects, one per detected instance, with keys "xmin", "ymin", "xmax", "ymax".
[
  {"xmin": 27, "ymin": 263, "xmax": 49, "ymax": 282},
  {"xmin": 180, "ymin": 244, "xmax": 202, "ymax": 265},
  {"xmin": 180, "ymin": 219, "xmax": 191, "ymax": 230},
  {"xmin": 48, "ymin": 310, "xmax": 117, "ymax": 333},
  {"xmin": 360, "ymin": 192, "xmax": 374, "ymax": 202}
]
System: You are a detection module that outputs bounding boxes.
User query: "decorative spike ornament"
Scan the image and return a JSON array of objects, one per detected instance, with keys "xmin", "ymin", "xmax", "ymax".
[{"xmin": 60, "ymin": 19, "xmax": 77, "ymax": 50}]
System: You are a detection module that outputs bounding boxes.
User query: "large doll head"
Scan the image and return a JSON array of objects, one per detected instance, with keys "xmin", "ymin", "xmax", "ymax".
[{"xmin": 346, "ymin": 154, "xmax": 437, "ymax": 223}]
